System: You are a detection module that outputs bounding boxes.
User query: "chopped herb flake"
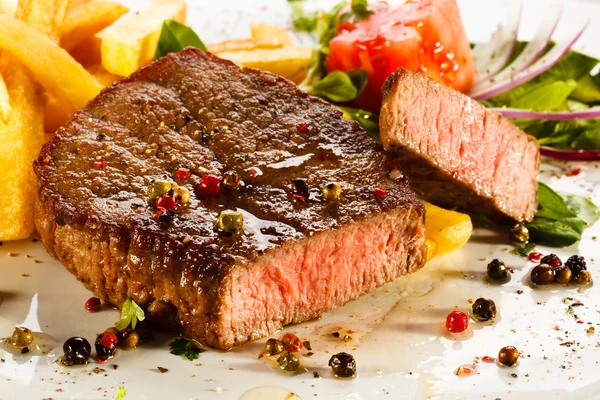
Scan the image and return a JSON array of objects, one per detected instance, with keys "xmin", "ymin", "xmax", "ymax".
[{"xmin": 169, "ymin": 338, "xmax": 206, "ymax": 361}]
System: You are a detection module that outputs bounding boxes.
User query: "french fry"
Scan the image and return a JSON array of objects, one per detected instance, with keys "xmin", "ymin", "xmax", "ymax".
[
  {"xmin": 97, "ymin": 0, "xmax": 186, "ymax": 77},
  {"xmin": 0, "ymin": 15, "xmax": 103, "ymax": 110},
  {"xmin": 207, "ymin": 38, "xmax": 283, "ymax": 54},
  {"xmin": 0, "ymin": 58, "xmax": 45, "ymax": 240},
  {"xmin": 86, "ymin": 64, "xmax": 120, "ymax": 87},
  {"xmin": 0, "ymin": 0, "xmax": 15, "ymax": 16},
  {"xmin": 250, "ymin": 23, "xmax": 293, "ymax": 47},
  {"xmin": 422, "ymin": 200, "xmax": 472, "ymax": 261},
  {"xmin": 60, "ymin": 0, "xmax": 128, "ymax": 51},
  {"xmin": 0, "ymin": 74, "xmax": 11, "ymax": 122},
  {"xmin": 218, "ymin": 47, "xmax": 312, "ymax": 84},
  {"xmin": 15, "ymin": 0, "xmax": 70, "ymax": 40},
  {"xmin": 43, "ymin": 92, "xmax": 75, "ymax": 133}
]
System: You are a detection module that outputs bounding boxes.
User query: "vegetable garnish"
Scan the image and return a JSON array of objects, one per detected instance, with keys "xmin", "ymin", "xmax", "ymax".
[
  {"xmin": 169, "ymin": 338, "xmax": 206, "ymax": 361},
  {"xmin": 115, "ymin": 296, "xmax": 146, "ymax": 331},
  {"xmin": 306, "ymin": 69, "xmax": 367, "ymax": 102},
  {"xmin": 525, "ymin": 182, "xmax": 599, "ymax": 247},
  {"xmin": 154, "ymin": 19, "xmax": 207, "ymax": 60},
  {"xmin": 114, "ymin": 385, "xmax": 126, "ymax": 400}
]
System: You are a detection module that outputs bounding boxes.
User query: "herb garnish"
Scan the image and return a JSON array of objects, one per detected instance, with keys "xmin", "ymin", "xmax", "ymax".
[
  {"xmin": 513, "ymin": 242, "xmax": 536, "ymax": 257},
  {"xmin": 307, "ymin": 69, "xmax": 367, "ymax": 102},
  {"xmin": 291, "ymin": 3, "xmax": 317, "ymax": 32},
  {"xmin": 525, "ymin": 182, "xmax": 599, "ymax": 247},
  {"xmin": 154, "ymin": 19, "xmax": 207, "ymax": 60},
  {"xmin": 340, "ymin": 0, "xmax": 373, "ymax": 23},
  {"xmin": 114, "ymin": 385, "xmax": 126, "ymax": 400},
  {"xmin": 169, "ymin": 338, "xmax": 206, "ymax": 361},
  {"xmin": 114, "ymin": 296, "xmax": 146, "ymax": 331}
]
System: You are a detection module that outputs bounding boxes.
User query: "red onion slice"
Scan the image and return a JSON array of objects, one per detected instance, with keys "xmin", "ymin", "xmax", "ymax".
[
  {"xmin": 490, "ymin": 106, "xmax": 600, "ymax": 120},
  {"xmin": 471, "ymin": 0, "xmax": 522, "ymax": 82},
  {"xmin": 471, "ymin": 4, "xmax": 562, "ymax": 90},
  {"xmin": 470, "ymin": 19, "xmax": 590, "ymax": 100},
  {"xmin": 540, "ymin": 146, "xmax": 600, "ymax": 161}
]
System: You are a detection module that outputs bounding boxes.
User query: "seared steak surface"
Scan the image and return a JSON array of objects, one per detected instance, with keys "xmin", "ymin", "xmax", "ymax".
[
  {"xmin": 380, "ymin": 69, "xmax": 539, "ymax": 222},
  {"xmin": 34, "ymin": 49, "xmax": 426, "ymax": 349}
]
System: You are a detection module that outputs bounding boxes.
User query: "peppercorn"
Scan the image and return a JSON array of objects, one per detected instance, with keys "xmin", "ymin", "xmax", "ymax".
[
  {"xmin": 510, "ymin": 224, "xmax": 529, "ymax": 243},
  {"xmin": 292, "ymin": 179, "xmax": 309, "ymax": 198},
  {"xmin": 277, "ymin": 351, "xmax": 300, "ymax": 372},
  {"xmin": 554, "ymin": 267, "xmax": 572, "ymax": 284},
  {"xmin": 322, "ymin": 182, "xmax": 342, "ymax": 201},
  {"xmin": 261, "ymin": 338, "xmax": 284, "ymax": 357},
  {"xmin": 565, "ymin": 255, "xmax": 586, "ymax": 275},
  {"xmin": 156, "ymin": 195, "xmax": 177, "ymax": 211},
  {"xmin": 328, "ymin": 352, "xmax": 356, "ymax": 378},
  {"xmin": 498, "ymin": 346, "xmax": 519, "ymax": 367},
  {"xmin": 62, "ymin": 337, "xmax": 91, "ymax": 366},
  {"xmin": 175, "ymin": 168, "xmax": 191, "ymax": 180},
  {"xmin": 95, "ymin": 331, "xmax": 118, "ymax": 362},
  {"xmin": 222, "ymin": 171, "xmax": 241, "ymax": 190},
  {"xmin": 472, "ymin": 298, "xmax": 497, "ymax": 321},
  {"xmin": 173, "ymin": 187, "xmax": 191, "ymax": 204},
  {"xmin": 11, "ymin": 327, "xmax": 33, "ymax": 347},
  {"xmin": 281, "ymin": 333, "xmax": 303, "ymax": 353},
  {"xmin": 85, "ymin": 297, "xmax": 101, "ymax": 313},
  {"xmin": 198, "ymin": 174, "xmax": 221, "ymax": 196},
  {"xmin": 118, "ymin": 329, "xmax": 139, "ymax": 349},
  {"xmin": 216, "ymin": 209, "xmax": 244, "ymax": 233},
  {"xmin": 530, "ymin": 264, "xmax": 555, "ymax": 285},
  {"xmin": 147, "ymin": 180, "xmax": 176, "ymax": 201},
  {"xmin": 487, "ymin": 259, "xmax": 509, "ymax": 281},
  {"xmin": 105, "ymin": 327, "xmax": 120, "ymax": 337},
  {"xmin": 572, "ymin": 270, "xmax": 592, "ymax": 285},
  {"xmin": 445, "ymin": 311, "xmax": 469, "ymax": 333},
  {"xmin": 540, "ymin": 254, "xmax": 562, "ymax": 267}
]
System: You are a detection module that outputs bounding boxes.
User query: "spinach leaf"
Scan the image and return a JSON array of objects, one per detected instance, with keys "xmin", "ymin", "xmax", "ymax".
[
  {"xmin": 339, "ymin": 106, "xmax": 380, "ymax": 141},
  {"xmin": 566, "ymin": 195, "xmax": 600, "ymax": 225},
  {"xmin": 154, "ymin": 20, "xmax": 206, "ymax": 60},
  {"xmin": 512, "ymin": 80, "xmax": 577, "ymax": 111},
  {"xmin": 527, "ymin": 217, "xmax": 585, "ymax": 247}
]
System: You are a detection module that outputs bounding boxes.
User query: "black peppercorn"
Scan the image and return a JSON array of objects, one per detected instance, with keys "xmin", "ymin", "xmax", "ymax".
[
  {"xmin": 487, "ymin": 259, "xmax": 508, "ymax": 281},
  {"xmin": 565, "ymin": 255, "xmax": 586, "ymax": 275},
  {"xmin": 328, "ymin": 352, "xmax": 356, "ymax": 378},
  {"xmin": 472, "ymin": 298, "xmax": 497, "ymax": 321}
]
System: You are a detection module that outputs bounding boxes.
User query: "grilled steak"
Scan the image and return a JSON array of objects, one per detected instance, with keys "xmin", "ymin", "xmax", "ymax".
[
  {"xmin": 34, "ymin": 49, "xmax": 427, "ymax": 350},
  {"xmin": 380, "ymin": 69, "xmax": 540, "ymax": 222}
]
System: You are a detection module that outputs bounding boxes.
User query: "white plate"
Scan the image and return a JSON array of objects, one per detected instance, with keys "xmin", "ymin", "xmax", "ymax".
[{"xmin": 2, "ymin": 1, "xmax": 600, "ymax": 399}]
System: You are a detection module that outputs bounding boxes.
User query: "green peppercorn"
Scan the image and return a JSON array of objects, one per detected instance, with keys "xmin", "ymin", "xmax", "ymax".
[
  {"xmin": 147, "ymin": 180, "xmax": 177, "ymax": 201},
  {"xmin": 322, "ymin": 182, "xmax": 342, "ymax": 201},
  {"xmin": 487, "ymin": 259, "xmax": 508, "ymax": 281},
  {"xmin": 173, "ymin": 186, "xmax": 191, "ymax": 204},
  {"xmin": 472, "ymin": 298, "xmax": 497, "ymax": 321},
  {"xmin": 554, "ymin": 267, "xmax": 572, "ymax": 285},
  {"xmin": 119, "ymin": 329, "xmax": 140, "ymax": 349},
  {"xmin": 261, "ymin": 338, "xmax": 284, "ymax": 357},
  {"xmin": 277, "ymin": 351, "xmax": 300, "ymax": 372},
  {"xmin": 530, "ymin": 264, "xmax": 555, "ymax": 285},
  {"xmin": 222, "ymin": 171, "xmax": 242, "ymax": 190},
  {"xmin": 572, "ymin": 270, "xmax": 592, "ymax": 285},
  {"xmin": 498, "ymin": 346, "xmax": 519, "ymax": 367},
  {"xmin": 510, "ymin": 223, "xmax": 529, "ymax": 243},
  {"xmin": 217, "ymin": 210, "xmax": 244, "ymax": 233},
  {"xmin": 11, "ymin": 327, "xmax": 33, "ymax": 347}
]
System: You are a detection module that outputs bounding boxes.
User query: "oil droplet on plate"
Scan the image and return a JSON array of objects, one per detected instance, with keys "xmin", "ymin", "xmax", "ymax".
[{"xmin": 240, "ymin": 386, "xmax": 302, "ymax": 400}]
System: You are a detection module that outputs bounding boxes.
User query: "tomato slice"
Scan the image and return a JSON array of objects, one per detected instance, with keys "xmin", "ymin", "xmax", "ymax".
[{"xmin": 325, "ymin": 0, "xmax": 477, "ymax": 113}]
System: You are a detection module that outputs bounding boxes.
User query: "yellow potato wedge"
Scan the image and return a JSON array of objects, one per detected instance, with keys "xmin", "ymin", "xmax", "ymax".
[
  {"xmin": 250, "ymin": 23, "xmax": 293, "ymax": 47},
  {"xmin": 16, "ymin": 0, "xmax": 70, "ymax": 40},
  {"xmin": 60, "ymin": 0, "xmax": 129, "ymax": 51},
  {"xmin": 0, "ymin": 57, "xmax": 45, "ymax": 240},
  {"xmin": 86, "ymin": 64, "xmax": 120, "ymax": 87},
  {"xmin": 207, "ymin": 38, "xmax": 283, "ymax": 54},
  {"xmin": 0, "ymin": 15, "xmax": 103, "ymax": 110},
  {"xmin": 0, "ymin": 74, "xmax": 11, "ymax": 122},
  {"xmin": 218, "ymin": 47, "xmax": 312, "ymax": 84},
  {"xmin": 423, "ymin": 200, "xmax": 473, "ymax": 261},
  {"xmin": 97, "ymin": 0, "xmax": 186, "ymax": 77},
  {"xmin": 0, "ymin": 0, "xmax": 15, "ymax": 16}
]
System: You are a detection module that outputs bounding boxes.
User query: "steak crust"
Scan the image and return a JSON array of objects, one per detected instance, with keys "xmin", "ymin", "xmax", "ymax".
[{"xmin": 34, "ymin": 49, "xmax": 426, "ymax": 349}]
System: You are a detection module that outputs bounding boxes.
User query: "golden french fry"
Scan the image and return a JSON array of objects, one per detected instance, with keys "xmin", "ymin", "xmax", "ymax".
[
  {"xmin": 0, "ymin": 15, "xmax": 103, "ymax": 110},
  {"xmin": 0, "ymin": 57, "xmax": 45, "ymax": 240},
  {"xmin": 218, "ymin": 47, "xmax": 312, "ymax": 84},
  {"xmin": 207, "ymin": 38, "xmax": 283, "ymax": 54},
  {"xmin": 97, "ymin": 0, "xmax": 186, "ymax": 77},
  {"xmin": 60, "ymin": 0, "xmax": 128, "ymax": 51},
  {"xmin": 0, "ymin": 0, "xmax": 15, "ymax": 16},
  {"xmin": 250, "ymin": 23, "xmax": 293, "ymax": 47},
  {"xmin": 422, "ymin": 200, "xmax": 472, "ymax": 261},
  {"xmin": 86, "ymin": 64, "xmax": 120, "ymax": 87},
  {"xmin": 16, "ymin": 0, "xmax": 70, "ymax": 40},
  {"xmin": 0, "ymin": 73, "xmax": 11, "ymax": 122}
]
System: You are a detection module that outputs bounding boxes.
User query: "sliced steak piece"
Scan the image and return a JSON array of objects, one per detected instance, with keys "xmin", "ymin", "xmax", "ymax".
[
  {"xmin": 34, "ymin": 49, "xmax": 427, "ymax": 350},
  {"xmin": 380, "ymin": 68, "xmax": 540, "ymax": 222}
]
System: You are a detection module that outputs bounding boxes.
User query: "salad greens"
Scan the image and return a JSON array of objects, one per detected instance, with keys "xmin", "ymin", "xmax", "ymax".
[
  {"xmin": 306, "ymin": 69, "xmax": 367, "ymax": 102},
  {"xmin": 154, "ymin": 19, "xmax": 206, "ymax": 60},
  {"xmin": 169, "ymin": 338, "xmax": 206, "ymax": 361},
  {"xmin": 115, "ymin": 296, "xmax": 146, "ymax": 331}
]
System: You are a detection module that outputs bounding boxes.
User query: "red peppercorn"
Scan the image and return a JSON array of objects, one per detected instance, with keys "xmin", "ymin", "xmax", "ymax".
[
  {"xmin": 566, "ymin": 168, "xmax": 581, "ymax": 177},
  {"xmin": 175, "ymin": 168, "xmax": 191, "ymax": 180},
  {"xmin": 297, "ymin": 122, "xmax": 309, "ymax": 132},
  {"xmin": 154, "ymin": 209, "xmax": 164, "ymax": 219},
  {"xmin": 198, "ymin": 174, "xmax": 221, "ymax": 196},
  {"xmin": 445, "ymin": 311, "xmax": 469, "ymax": 333},
  {"xmin": 85, "ymin": 297, "xmax": 101, "ymax": 313},
  {"xmin": 528, "ymin": 252, "xmax": 543, "ymax": 263},
  {"xmin": 248, "ymin": 167, "xmax": 262, "ymax": 179},
  {"xmin": 482, "ymin": 356, "xmax": 495, "ymax": 363},
  {"xmin": 156, "ymin": 195, "xmax": 177, "ymax": 211},
  {"xmin": 98, "ymin": 331, "xmax": 118, "ymax": 349},
  {"xmin": 281, "ymin": 333, "xmax": 303, "ymax": 353},
  {"xmin": 374, "ymin": 188, "xmax": 387, "ymax": 198}
]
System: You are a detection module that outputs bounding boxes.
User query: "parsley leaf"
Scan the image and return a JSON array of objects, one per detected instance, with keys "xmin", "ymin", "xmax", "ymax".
[
  {"xmin": 513, "ymin": 242, "xmax": 536, "ymax": 257},
  {"xmin": 291, "ymin": 3, "xmax": 317, "ymax": 32},
  {"xmin": 169, "ymin": 338, "xmax": 206, "ymax": 361},
  {"xmin": 115, "ymin": 296, "xmax": 145, "ymax": 331},
  {"xmin": 114, "ymin": 385, "xmax": 126, "ymax": 400},
  {"xmin": 349, "ymin": 0, "xmax": 373, "ymax": 22},
  {"xmin": 154, "ymin": 20, "xmax": 206, "ymax": 60}
]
